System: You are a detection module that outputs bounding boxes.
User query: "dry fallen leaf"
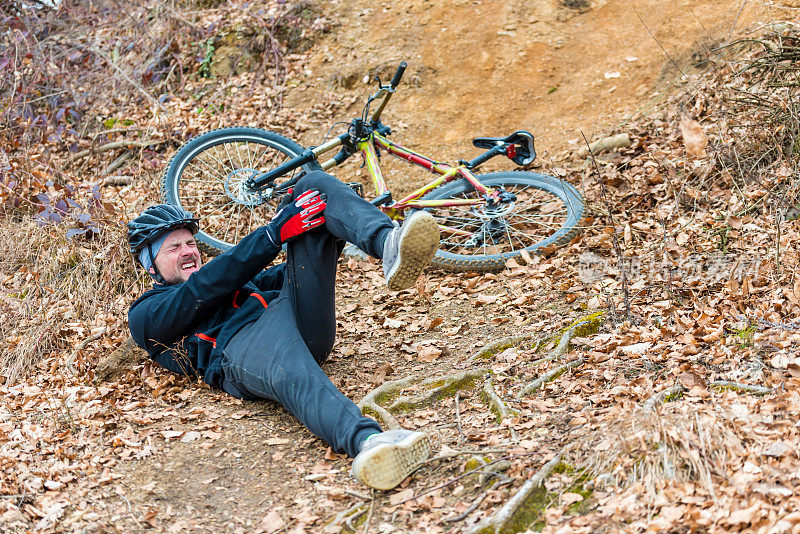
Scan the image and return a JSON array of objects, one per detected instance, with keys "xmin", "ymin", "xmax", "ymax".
[
  {"xmin": 418, "ymin": 345, "xmax": 442, "ymax": 362},
  {"xmin": 558, "ymin": 492, "xmax": 583, "ymax": 507},
  {"xmin": 258, "ymin": 511, "xmax": 285, "ymax": 534},
  {"xmin": 678, "ymin": 371, "xmax": 706, "ymax": 389},
  {"xmin": 680, "ymin": 115, "xmax": 708, "ymax": 157},
  {"xmin": 428, "ymin": 317, "xmax": 443, "ymax": 330},
  {"xmin": 763, "ymin": 441, "xmax": 791, "ymax": 458},
  {"xmin": 389, "ymin": 488, "xmax": 415, "ymax": 506}
]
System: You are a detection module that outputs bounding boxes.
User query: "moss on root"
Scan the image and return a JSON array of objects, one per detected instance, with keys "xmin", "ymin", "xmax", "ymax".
[{"xmin": 540, "ymin": 311, "xmax": 606, "ymax": 349}]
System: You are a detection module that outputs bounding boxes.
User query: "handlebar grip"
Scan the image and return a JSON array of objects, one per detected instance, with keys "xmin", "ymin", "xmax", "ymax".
[{"xmin": 390, "ymin": 61, "xmax": 407, "ymax": 89}]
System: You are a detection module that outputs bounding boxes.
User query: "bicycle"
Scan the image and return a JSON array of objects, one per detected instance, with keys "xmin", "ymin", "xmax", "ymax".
[{"xmin": 161, "ymin": 62, "xmax": 584, "ymax": 272}]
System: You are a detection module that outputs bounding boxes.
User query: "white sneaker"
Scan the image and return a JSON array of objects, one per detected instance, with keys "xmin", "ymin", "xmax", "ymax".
[
  {"xmin": 382, "ymin": 211, "xmax": 439, "ymax": 291},
  {"xmin": 351, "ymin": 430, "xmax": 431, "ymax": 490}
]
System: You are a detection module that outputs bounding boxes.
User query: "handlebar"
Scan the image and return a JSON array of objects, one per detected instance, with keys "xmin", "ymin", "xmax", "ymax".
[
  {"xmin": 247, "ymin": 62, "xmax": 409, "ymax": 190},
  {"xmin": 390, "ymin": 61, "xmax": 407, "ymax": 89},
  {"xmin": 370, "ymin": 61, "xmax": 407, "ymax": 124},
  {"xmin": 245, "ymin": 133, "xmax": 348, "ymax": 190}
]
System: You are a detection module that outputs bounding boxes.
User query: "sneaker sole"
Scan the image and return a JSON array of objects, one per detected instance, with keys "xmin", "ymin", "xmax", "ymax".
[
  {"xmin": 352, "ymin": 432, "xmax": 431, "ymax": 490},
  {"xmin": 386, "ymin": 211, "xmax": 440, "ymax": 291}
]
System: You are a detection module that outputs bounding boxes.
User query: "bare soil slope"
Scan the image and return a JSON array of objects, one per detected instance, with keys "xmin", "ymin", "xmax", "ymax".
[{"xmin": 288, "ymin": 0, "xmax": 773, "ymax": 161}]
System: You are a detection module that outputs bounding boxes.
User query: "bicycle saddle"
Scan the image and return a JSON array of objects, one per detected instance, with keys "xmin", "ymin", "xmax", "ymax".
[{"xmin": 472, "ymin": 130, "xmax": 536, "ymax": 165}]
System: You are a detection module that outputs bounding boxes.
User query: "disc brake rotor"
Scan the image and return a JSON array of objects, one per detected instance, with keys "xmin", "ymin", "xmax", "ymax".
[
  {"xmin": 464, "ymin": 196, "xmax": 516, "ymax": 248},
  {"xmin": 224, "ymin": 168, "xmax": 264, "ymax": 206}
]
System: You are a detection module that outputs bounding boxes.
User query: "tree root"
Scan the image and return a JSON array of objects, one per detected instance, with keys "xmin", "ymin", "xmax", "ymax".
[
  {"xmin": 465, "ymin": 451, "xmax": 565, "ymax": 534},
  {"xmin": 531, "ymin": 312, "xmax": 604, "ymax": 367},
  {"xmin": 711, "ymin": 380, "xmax": 771, "ymax": 396},
  {"xmin": 469, "ymin": 312, "xmax": 604, "ymax": 366},
  {"xmin": 468, "ymin": 334, "xmax": 535, "ymax": 362},
  {"xmin": 358, "ymin": 376, "xmax": 415, "ymax": 429},
  {"xmin": 482, "ymin": 378, "xmax": 516, "ymax": 421},
  {"xmin": 642, "ymin": 385, "xmax": 686, "ymax": 412},
  {"xmin": 93, "ymin": 336, "xmax": 148, "ymax": 383},
  {"xmin": 517, "ymin": 358, "xmax": 585, "ymax": 398},
  {"xmin": 358, "ymin": 368, "xmax": 490, "ymax": 429},
  {"xmin": 322, "ymin": 502, "xmax": 367, "ymax": 534}
]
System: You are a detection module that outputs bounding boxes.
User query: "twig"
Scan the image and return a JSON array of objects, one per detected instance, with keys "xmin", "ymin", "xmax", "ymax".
[
  {"xmin": 91, "ymin": 127, "xmax": 145, "ymax": 140},
  {"xmin": 443, "ymin": 479, "xmax": 508, "ymax": 523},
  {"xmin": 711, "ymin": 380, "xmax": 771, "ymax": 395},
  {"xmin": 361, "ymin": 490, "xmax": 375, "ymax": 534},
  {"xmin": 633, "ymin": 8, "xmax": 704, "ymax": 97},
  {"xmin": 727, "ymin": 0, "xmax": 748, "ymax": 42},
  {"xmin": 576, "ymin": 133, "xmax": 632, "ymax": 158},
  {"xmin": 424, "ymin": 448, "xmax": 521, "ymax": 464},
  {"xmin": 103, "ymin": 150, "xmax": 133, "ymax": 175},
  {"xmin": 465, "ymin": 451, "xmax": 566, "ymax": 534},
  {"xmin": 89, "ymin": 46, "xmax": 162, "ymax": 108},
  {"xmin": 392, "ymin": 456, "xmax": 519, "ymax": 507},
  {"xmin": 345, "ymin": 489, "xmax": 371, "ymax": 501},
  {"xmin": 582, "ymin": 131, "xmax": 630, "ymax": 319},
  {"xmin": 518, "ymin": 358, "xmax": 585, "ymax": 398},
  {"xmin": 65, "ymin": 327, "xmax": 107, "ymax": 372},
  {"xmin": 643, "ymin": 385, "xmax": 686, "ymax": 412},
  {"xmin": 99, "ymin": 176, "xmax": 133, "ymax": 187}
]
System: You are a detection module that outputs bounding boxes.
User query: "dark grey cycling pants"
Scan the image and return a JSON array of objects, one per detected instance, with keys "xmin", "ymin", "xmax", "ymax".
[{"xmin": 220, "ymin": 171, "xmax": 393, "ymax": 458}]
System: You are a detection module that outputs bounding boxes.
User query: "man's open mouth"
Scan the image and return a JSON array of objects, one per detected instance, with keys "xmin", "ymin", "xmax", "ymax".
[{"xmin": 180, "ymin": 261, "xmax": 197, "ymax": 271}]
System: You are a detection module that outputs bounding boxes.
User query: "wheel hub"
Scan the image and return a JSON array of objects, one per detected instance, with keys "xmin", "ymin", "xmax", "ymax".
[
  {"xmin": 224, "ymin": 168, "xmax": 264, "ymax": 206},
  {"xmin": 464, "ymin": 193, "xmax": 515, "ymax": 247}
]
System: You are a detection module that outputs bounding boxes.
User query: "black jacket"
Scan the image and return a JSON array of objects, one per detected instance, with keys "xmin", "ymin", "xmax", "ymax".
[{"xmin": 128, "ymin": 227, "xmax": 284, "ymax": 388}]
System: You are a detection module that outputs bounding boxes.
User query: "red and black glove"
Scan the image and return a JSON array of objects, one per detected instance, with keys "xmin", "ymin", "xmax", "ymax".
[{"xmin": 265, "ymin": 189, "xmax": 326, "ymax": 246}]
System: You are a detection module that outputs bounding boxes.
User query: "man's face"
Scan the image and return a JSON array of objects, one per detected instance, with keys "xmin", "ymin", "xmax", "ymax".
[{"xmin": 151, "ymin": 228, "xmax": 203, "ymax": 284}]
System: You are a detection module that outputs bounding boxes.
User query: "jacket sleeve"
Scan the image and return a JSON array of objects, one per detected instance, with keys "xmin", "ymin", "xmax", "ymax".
[
  {"xmin": 128, "ymin": 227, "xmax": 280, "ymax": 351},
  {"xmin": 251, "ymin": 263, "xmax": 285, "ymax": 292}
]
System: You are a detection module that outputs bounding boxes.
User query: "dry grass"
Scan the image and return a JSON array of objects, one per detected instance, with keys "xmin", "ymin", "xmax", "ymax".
[
  {"xmin": 576, "ymin": 404, "xmax": 749, "ymax": 500},
  {"xmin": 0, "ymin": 211, "xmax": 145, "ymax": 382},
  {"xmin": 717, "ymin": 25, "xmax": 800, "ymax": 205}
]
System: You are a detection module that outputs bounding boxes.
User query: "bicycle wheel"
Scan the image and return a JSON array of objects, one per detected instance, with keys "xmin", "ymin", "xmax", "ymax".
[
  {"xmin": 161, "ymin": 127, "xmax": 321, "ymax": 255},
  {"xmin": 420, "ymin": 171, "xmax": 584, "ymax": 272}
]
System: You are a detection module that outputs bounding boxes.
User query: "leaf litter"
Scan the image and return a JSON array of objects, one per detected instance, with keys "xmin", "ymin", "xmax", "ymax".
[{"xmin": 1, "ymin": 1, "xmax": 800, "ymax": 533}]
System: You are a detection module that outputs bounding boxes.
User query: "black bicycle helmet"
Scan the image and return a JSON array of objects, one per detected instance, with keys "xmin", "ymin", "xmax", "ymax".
[{"xmin": 127, "ymin": 204, "xmax": 199, "ymax": 257}]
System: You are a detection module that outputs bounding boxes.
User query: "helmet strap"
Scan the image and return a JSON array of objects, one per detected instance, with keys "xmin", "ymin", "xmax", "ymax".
[{"xmin": 147, "ymin": 243, "xmax": 167, "ymax": 285}]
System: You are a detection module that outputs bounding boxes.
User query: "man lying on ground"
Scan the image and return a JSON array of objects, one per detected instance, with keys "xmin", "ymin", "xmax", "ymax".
[{"xmin": 126, "ymin": 170, "xmax": 440, "ymax": 490}]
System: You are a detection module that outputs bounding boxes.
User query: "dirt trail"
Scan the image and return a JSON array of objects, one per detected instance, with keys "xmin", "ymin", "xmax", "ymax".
[{"xmin": 289, "ymin": 0, "xmax": 773, "ymax": 163}]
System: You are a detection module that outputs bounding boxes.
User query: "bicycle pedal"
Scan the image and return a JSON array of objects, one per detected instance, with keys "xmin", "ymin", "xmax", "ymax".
[{"xmin": 345, "ymin": 182, "xmax": 364, "ymax": 198}]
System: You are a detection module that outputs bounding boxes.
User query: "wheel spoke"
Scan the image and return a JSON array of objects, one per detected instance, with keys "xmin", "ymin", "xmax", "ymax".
[
  {"xmin": 424, "ymin": 174, "xmax": 583, "ymax": 264},
  {"xmin": 187, "ymin": 159, "xmax": 227, "ymax": 184},
  {"xmin": 166, "ymin": 132, "xmax": 309, "ymax": 253}
]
